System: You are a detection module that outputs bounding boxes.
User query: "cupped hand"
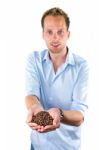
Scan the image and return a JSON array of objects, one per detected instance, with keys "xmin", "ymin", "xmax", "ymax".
[
  {"xmin": 35, "ymin": 108, "xmax": 61, "ymax": 133},
  {"xmin": 26, "ymin": 104, "xmax": 44, "ymax": 129}
]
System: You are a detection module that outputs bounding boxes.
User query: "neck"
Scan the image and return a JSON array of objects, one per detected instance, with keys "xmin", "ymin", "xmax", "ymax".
[
  {"xmin": 49, "ymin": 47, "xmax": 68, "ymax": 72},
  {"xmin": 49, "ymin": 47, "xmax": 68, "ymax": 63}
]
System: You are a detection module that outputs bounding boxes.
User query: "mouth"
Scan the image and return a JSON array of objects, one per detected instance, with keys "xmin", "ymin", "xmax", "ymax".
[{"xmin": 51, "ymin": 43, "xmax": 60, "ymax": 48}]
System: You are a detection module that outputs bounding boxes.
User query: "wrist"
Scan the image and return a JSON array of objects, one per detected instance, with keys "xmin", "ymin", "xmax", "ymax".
[
  {"xmin": 59, "ymin": 108, "xmax": 64, "ymax": 120},
  {"xmin": 29, "ymin": 103, "xmax": 43, "ymax": 112}
]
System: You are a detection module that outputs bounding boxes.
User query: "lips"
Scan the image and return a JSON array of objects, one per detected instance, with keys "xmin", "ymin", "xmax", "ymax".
[{"xmin": 51, "ymin": 43, "xmax": 60, "ymax": 47}]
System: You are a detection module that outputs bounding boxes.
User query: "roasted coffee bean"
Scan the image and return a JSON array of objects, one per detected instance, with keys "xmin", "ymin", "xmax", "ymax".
[{"xmin": 32, "ymin": 111, "xmax": 53, "ymax": 126}]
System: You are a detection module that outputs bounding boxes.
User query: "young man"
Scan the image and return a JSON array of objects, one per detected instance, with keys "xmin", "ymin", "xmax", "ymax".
[{"xmin": 25, "ymin": 7, "xmax": 89, "ymax": 150}]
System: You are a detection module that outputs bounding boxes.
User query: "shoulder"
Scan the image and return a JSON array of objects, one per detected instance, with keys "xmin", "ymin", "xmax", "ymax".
[
  {"xmin": 27, "ymin": 49, "xmax": 47, "ymax": 62},
  {"xmin": 72, "ymin": 53, "xmax": 88, "ymax": 68},
  {"xmin": 70, "ymin": 52, "xmax": 89, "ymax": 75}
]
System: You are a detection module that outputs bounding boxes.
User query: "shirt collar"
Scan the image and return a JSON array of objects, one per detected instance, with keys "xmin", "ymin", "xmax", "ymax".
[
  {"xmin": 42, "ymin": 48, "xmax": 75, "ymax": 66},
  {"xmin": 66, "ymin": 49, "xmax": 75, "ymax": 66},
  {"xmin": 42, "ymin": 49, "xmax": 50, "ymax": 62}
]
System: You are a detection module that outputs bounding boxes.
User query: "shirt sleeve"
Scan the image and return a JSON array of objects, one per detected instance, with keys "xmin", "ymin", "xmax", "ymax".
[
  {"xmin": 25, "ymin": 52, "xmax": 40, "ymax": 99},
  {"xmin": 70, "ymin": 61, "xmax": 89, "ymax": 116}
]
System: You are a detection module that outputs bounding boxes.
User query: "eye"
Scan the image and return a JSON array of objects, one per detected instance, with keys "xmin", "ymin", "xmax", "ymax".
[
  {"xmin": 47, "ymin": 30, "xmax": 53, "ymax": 35},
  {"xmin": 58, "ymin": 30, "xmax": 64, "ymax": 35}
]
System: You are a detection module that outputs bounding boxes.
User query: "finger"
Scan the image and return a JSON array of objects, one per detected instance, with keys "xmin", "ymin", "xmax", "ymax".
[
  {"xmin": 26, "ymin": 113, "xmax": 33, "ymax": 123},
  {"xmin": 42, "ymin": 124, "xmax": 56, "ymax": 132},
  {"xmin": 30, "ymin": 124, "xmax": 43, "ymax": 130},
  {"xmin": 26, "ymin": 112, "xmax": 33, "ymax": 123},
  {"xmin": 37, "ymin": 126, "xmax": 45, "ymax": 132},
  {"xmin": 38, "ymin": 126, "xmax": 56, "ymax": 133},
  {"xmin": 53, "ymin": 115, "xmax": 60, "ymax": 126},
  {"xmin": 35, "ymin": 125, "xmax": 51, "ymax": 132},
  {"xmin": 28, "ymin": 122, "xmax": 37, "ymax": 126}
]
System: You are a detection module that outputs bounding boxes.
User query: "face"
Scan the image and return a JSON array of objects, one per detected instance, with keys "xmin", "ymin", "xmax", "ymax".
[{"xmin": 42, "ymin": 15, "xmax": 70, "ymax": 54}]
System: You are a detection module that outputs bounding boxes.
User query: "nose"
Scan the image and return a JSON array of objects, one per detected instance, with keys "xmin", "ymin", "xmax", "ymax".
[{"xmin": 53, "ymin": 33, "xmax": 58, "ymax": 40}]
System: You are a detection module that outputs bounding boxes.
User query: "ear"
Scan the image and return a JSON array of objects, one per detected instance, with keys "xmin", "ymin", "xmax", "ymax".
[
  {"xmin": 67, "ymin": 31, "xmax": 70, "ymax": 39},
  {"xmin": 42, "ymin": 30, "xmax": 44, "ymax": 39}
]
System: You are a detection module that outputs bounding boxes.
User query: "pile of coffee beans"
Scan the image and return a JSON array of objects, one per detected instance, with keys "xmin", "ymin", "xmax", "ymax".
[{"xmin": 32, "ymin": 111, "xmax": 53, "ymax": 126}]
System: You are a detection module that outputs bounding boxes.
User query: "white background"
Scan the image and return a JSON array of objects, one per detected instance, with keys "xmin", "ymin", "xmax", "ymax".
[{"xmin": 0, "ymin": 0, "xmax": 99, "ymax": 149}]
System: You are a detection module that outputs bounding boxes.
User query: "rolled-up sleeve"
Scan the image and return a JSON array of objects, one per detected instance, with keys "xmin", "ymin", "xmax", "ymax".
[
  {"xmin": 71, "ymin": 61, "xmax": 89, "ymax": 116},
  {"xmin": 25, "ymin": 52, "xmax": 40, "ymax": 99}
]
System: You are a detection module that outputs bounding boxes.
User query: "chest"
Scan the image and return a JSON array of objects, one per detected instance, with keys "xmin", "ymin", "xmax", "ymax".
[{"xmin": 39, "ymin": 65, "xmax": 78, "ymax": 109}]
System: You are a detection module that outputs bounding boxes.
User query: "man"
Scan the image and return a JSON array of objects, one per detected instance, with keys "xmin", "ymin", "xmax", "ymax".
[{"xmin": 25, "ymin": 7, "xmax": 89, "ymax": 150}]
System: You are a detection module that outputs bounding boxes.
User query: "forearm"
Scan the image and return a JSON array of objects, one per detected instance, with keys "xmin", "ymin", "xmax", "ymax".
[
  {"xmin": 25, "ymin": 95, "xmax": 41, "ymax": 110},
  {"xmin": 62, "ymin": 110, "xmax": 84, "ymax": 126}
]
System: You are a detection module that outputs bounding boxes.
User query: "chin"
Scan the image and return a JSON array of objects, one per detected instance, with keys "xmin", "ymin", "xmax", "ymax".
[
  {"xmin": 50, "ymin": 49, "xmax": 62, "ymax": 54},
  {"xmin": 48, "ymin": 46, "xmax": 59, "ymax": 52}
]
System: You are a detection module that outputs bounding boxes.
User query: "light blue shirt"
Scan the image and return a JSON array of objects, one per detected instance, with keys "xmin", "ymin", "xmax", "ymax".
[{"xmin": 25, "ymin": 49, "xmax": 89, "ymax": 150}]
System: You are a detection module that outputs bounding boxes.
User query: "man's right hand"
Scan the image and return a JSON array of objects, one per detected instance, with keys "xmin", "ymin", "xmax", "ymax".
[{"xmin": 26, "ymin": 104, "xmax": 44, "ymax": 129}]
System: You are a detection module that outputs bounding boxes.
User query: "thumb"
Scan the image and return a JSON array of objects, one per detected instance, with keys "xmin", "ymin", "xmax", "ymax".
[
  {"xmin": 53, "ymin": 116, "xmax": 60, "ymax": 127},
  {"xmin": 53, "ymin": 116, "xmax": 58, "ymax": 125},
  {"xmin": 26, "ymin": 113, "xmax": 33, "ymax": 123}
]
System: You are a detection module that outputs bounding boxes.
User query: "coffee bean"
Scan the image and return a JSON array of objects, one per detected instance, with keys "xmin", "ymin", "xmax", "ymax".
[{"xmin": 32, "ymin": 111, "xmax": 53, "ymax": 126}]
